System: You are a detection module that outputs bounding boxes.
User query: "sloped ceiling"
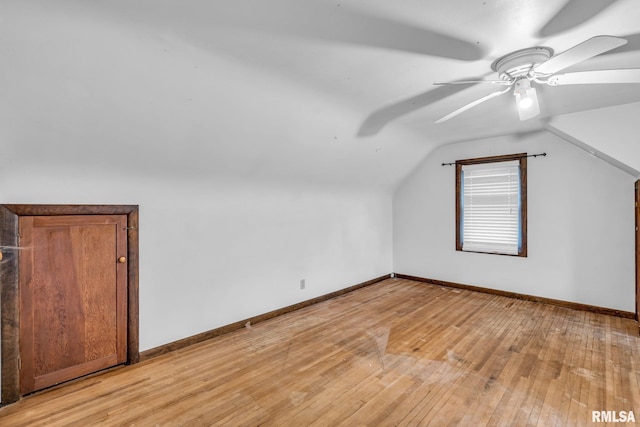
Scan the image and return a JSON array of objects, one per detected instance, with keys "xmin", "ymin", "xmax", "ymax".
[{"xmin": 1, "ymin": 0, "xmax": 640, "ymax": 191}]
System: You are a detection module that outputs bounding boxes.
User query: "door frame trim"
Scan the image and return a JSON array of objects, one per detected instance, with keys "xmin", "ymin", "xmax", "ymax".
[
  {"xmin": 636, "ymin": 180, "xmax": 639, "ymax": 328},
  {"xmin": 0, "ymin": 204, "xmax": 139, "ymax": 405}
]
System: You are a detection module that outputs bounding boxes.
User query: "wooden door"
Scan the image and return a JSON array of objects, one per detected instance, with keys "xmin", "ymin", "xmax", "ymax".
[{"xmin": 19, "ymin": 214, "xmax": 128, "ymax": 394}]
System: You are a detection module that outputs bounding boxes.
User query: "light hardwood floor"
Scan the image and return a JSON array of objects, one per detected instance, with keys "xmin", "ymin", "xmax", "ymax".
[{"xmin": 1, "ymin": 278, "xmax": 639, "ymax": 426}]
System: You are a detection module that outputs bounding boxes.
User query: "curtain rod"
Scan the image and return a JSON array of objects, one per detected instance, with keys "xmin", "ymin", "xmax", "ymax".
[{"xmin": 441, "ymin": 152, "xmax": 547, "ymax": 166}]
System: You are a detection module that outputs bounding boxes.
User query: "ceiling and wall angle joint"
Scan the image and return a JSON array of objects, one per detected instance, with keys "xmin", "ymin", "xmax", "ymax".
[{"xmin": 543, "ymin": 124, "xmax": 640, "ymax": 178}]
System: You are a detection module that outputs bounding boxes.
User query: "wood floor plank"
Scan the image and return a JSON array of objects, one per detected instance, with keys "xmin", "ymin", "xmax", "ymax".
[
  {"xmin": 422, "ymin": 294, "xmax": 514, "ymax": 424},
  {"xmin": 526, "ymin": 305, "xmax": 570, "ymax": 426},
  {"xmin": 1, "ymin": 278, "xmax": 639, "ymax": 426}
]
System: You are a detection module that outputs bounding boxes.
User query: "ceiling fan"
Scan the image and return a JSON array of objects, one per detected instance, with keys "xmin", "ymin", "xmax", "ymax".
[{"xmin": 434, "ymin": 35, "xmax": 640, "ymax": 123}]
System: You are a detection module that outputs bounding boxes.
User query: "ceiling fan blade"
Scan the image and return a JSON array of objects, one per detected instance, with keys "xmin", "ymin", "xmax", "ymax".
[
  {"xmin": 533, "ymin": 36, "xmax": 627, "ymax": 75},
  {"xmin": 434, "ymin": 80, "xmax": 510, "ymax": 86},
  {"xmin": 600, "ymin": 32, "xmax": 640, "ymax": 56},
  {"xmin": 435, "ymin": 87, "xmax": 511, "ymax": 124},
  {"xmin": 358, "ymin": 76, "xmax": 493, "ymax": 136},
  {"xmin": 358, "ymin": 84, "xmax": 475, "ymax": 136},
  {"xmin": 538, "ymin": 0, "xmax": 618, "ymax": 37},
  {"xmin": 547, "ymin": 69, "xmax": 640, "ymax": 85}
]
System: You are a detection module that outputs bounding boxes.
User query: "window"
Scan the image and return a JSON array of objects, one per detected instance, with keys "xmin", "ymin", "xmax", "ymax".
[{"xmin": 456, "ymin": 153, "xmax": 527, "ymax": 257}]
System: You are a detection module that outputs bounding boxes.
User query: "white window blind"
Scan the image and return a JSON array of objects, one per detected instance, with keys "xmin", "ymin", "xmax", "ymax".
[{"xmin": 461, "ymin": 160, "xmax": 520, "ymax": 255}]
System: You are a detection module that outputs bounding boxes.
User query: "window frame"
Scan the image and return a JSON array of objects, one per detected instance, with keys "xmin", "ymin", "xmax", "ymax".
[{"xmin": 455, "ymin": 153, "xmax": 528, "ymax": 257}]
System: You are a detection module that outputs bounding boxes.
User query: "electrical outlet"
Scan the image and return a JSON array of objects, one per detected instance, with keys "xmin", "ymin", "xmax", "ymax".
[{"xmin": 300, "ymin": 279, "xmax": 305, "ymax": 290}]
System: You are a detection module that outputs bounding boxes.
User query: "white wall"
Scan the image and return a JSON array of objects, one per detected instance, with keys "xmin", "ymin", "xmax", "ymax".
[
  {"xmin": 0, "ymin": 165, "xmax": 392, "ymax": 351},
  {"xmin": 393, "ymin": 131, "xmax": 636, "ymax": 312},
  {"xmin": 1, "ymin": 0, "xmax": 404, "ymax": 364}
]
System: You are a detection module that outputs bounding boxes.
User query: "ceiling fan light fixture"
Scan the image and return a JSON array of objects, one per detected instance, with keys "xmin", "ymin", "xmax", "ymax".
[
  {"xmin": 513, "ymin": 79, "xmax": 540, "ymax": 120},
  {"xmin": 518, "ymin": 94, "xmax": 534, "ymax": 109}
]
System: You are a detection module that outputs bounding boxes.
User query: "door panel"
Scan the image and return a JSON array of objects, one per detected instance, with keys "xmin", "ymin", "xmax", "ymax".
[{"xmin": 19, "ymin": 215, "xmax": 127, "ymax": 394}]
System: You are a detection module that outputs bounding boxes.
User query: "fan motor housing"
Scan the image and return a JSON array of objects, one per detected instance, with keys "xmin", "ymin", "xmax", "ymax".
[{"xmin": 491, "ymin": 47, "xmax": 554, "ymax": 80}]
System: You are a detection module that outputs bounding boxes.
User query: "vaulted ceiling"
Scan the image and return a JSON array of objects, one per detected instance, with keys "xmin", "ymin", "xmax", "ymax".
[{"xmin": 2, "ymin": 0, "xmax": 640, "ymax": 191}]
